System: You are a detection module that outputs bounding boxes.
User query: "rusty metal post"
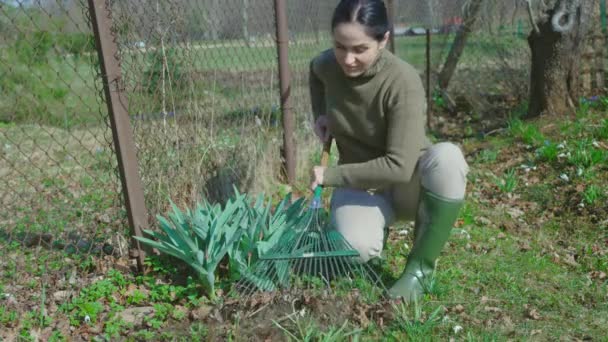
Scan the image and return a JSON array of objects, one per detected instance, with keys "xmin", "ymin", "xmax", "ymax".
[
  {"xmin": 274, "ymin": 0, "xmax": 296, "ymax": 186},
  {"xmin": 387, "ymin": 0, "xmax": 396, "ymax": 53},
  {"xmin": 426, "ymin": 28, "xmax": 432, "ymax": 131},
  {"xmin": 88, "ymin": 0, "xmax": 148, "ymax": 271}
]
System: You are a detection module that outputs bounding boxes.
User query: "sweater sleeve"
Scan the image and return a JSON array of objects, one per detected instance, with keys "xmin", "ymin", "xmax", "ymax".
[
  {"xmin": 309, "ymin": 58, "xmax": 326, "ymax": 121},
  {"xmin": 323, "ymin": 69, "xmax": 428, "ymax": 189}
]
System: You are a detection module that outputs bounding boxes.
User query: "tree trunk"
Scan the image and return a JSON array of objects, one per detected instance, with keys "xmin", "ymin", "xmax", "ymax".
[
  {"xmin": 438, "ymin": 0, "xmax": 485, "ymax": 90},
  {"xmin": 526, "ymin": 0, "xmax": 594, "ymax": 118}
]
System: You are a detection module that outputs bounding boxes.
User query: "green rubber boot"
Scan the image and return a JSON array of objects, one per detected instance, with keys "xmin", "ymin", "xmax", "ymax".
[{"xmin": 388, "ymin": 188, "xmax": 464, "ymax": 301}]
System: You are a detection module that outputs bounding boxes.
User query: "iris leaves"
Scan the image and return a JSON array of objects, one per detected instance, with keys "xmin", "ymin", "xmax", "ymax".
[{"xmin": 134, "ymin": 188, "xmax": 308, "ymax": 299}]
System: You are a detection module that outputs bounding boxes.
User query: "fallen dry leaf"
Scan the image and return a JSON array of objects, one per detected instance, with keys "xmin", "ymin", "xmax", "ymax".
[
  {"xmin": 562, "ymin": 254, "xmax": 579, "ymax": 267},
  {"xmin": 484, "ymin": 306, "xmax": 502, "ymax": 313},
  {"xmin": 525, "ymin": 308, "xmax": 541, "ymax": 320},
  {"xmin": 497, "ymin": 232, "xmax": 507, "ymax": 239},
  {"xmin": 453, "ymin": 304, "xmax": 465, "ymax": 314},
  {"xmin": 589, "ymin": 271, "xmax": 607, "ymax": 280},
  {"xmin": 519, "ymin": 241, "xmax": 532, "ymax": 251}
]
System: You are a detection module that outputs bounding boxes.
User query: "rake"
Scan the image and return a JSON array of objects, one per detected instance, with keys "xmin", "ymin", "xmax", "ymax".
[{"xmin": 233, "ymin": 139, "xmax": 387, "ymax": 299}]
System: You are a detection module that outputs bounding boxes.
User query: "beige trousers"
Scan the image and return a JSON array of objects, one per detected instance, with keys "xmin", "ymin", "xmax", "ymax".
[{"xmin": 329, "ymin": 142, "xmax": 469, "ymax": 262}]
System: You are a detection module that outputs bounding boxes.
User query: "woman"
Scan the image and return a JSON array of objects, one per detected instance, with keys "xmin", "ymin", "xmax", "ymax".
[{"xmin": 308, "ymin": 0, "xmax": 469, "ymax": 302}]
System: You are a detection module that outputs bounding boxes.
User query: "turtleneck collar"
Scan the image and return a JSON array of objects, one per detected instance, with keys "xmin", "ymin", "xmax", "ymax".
[{"xmin": 343, "ymin": 47, "xmax": 388, "ymax": 80}]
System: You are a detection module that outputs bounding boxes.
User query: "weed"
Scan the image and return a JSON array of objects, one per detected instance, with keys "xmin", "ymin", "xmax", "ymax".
[
  {"xmin": 273, "ymin": 315, "xmax": 362, "ymax": 342},
  {"xmin": 391, "ymin": 301, "xmax": 443, "ymax": 340},
  {"xmin": 103, "ymin": 316, "xmax": 131, "ymax": 339},
  {"xmin": 508, "ymin": 119, "xmax": 544, "ymax": 146},
  {"xmin": 189, "ymin": 323, "xmax": 209, "ymax": 338},
  {"xmin": 568, "ymin": 141, "xmax": 606, "ymax": 169},
  {"xmin": 594, "ymin": 119, "xmax": 608, "ymax": 140},
  {"xmin": 48, "ymin": 331, "xmax": 68, "ymax": 342},
  {"xmin": 126, "ymin": 289, "xmax": 148, "ymax": 305},
  {"xmin": 0, "ymin": 307, "xmax": 18, "ymax": 325},
  {"xmin": 495, "ymin": 168, "xmax": 518, "ymax": 193},
  {"xmin": 133, "ymin": 330, "xmax": 157, "ymax": 340},
  {"xmin": 582, "ymin": 185, "xmax": 603, "ymax": 205},
  {"xmin": 536, "ymin": 140, "xmax": 559, "ymax": 163},
  {"xmin": 476, "ymin": 149, "xmax": 499, "ymax": 163}
]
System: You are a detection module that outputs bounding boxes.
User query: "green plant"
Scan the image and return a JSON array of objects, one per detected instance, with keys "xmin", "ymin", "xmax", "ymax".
[
  {"xmin": 103, "ymin": 316, "xmax": 131, "ymax": 338},
  {"xmin": 228, "ymin": 191, "xmax": 308, "ymax": 289},
  {"xmin": 536, "ymin": 140, "xmax": 559, "ymax": 163},
  {"xmin": 595, "ymin": 119, "xmax": 608, "ymax": 140},
  {"xmin": 477, "ymin": 149, "xmax": 498, "ymax": 163},
  {"xmin": 508, "ymin": 119, "xmax": 544, "ymax": 146},
  {"xmin": 391, "ymin": 301, "xmax": 443, "ymax": 340},
  {"xmin": 583, "ymin": 185, "xmax": 603, "ymax": 205},
  {"xmin": 495, "ymin": 168, "xmax": 518, "ymax": 194},
  {"xmin": 48, "ymin": 331, "xmax": 67, "ymax": 342},
  {"xmin": 432, "ymin": 88, "xmax": 446, "ymax": 109},
  {"xmin": 189, "ymin": 322, "xmax": 208, "ymax": 338},
  {"xmin": 568, "ymin": 141, "xmax": 606, "ymax": 169},
  {"xmin": 135, "ymin": 198, "xmax": 244, "ymax": 299},
  {"xmin": 273, "ymin": 316, "xmax": 362, "ymax": 342},
  {"xmin": 134, "ymin": 188, "xmax": 308, "ymax": 299},
  {"xmin": 143, "ymin": 46, "xmax": 184, "ymax": 95}
]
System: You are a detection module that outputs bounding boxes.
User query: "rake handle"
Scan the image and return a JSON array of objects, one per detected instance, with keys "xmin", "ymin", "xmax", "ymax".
[
  {"xmin": 320, "ymin": 137, "xmax": 332, "ymax": 168},
  {"xmin": 312, "ymin": 138, "xmax": 333, "ymax": 204}
]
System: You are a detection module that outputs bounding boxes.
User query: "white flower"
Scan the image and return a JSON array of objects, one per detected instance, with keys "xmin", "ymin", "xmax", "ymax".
[
  {"xmin": 84, "ymin": 315, "xmax": 91, "ymax": 323},
  {"xmin": 592, "ymin": 140, "xmax": 600, "ymax": 148},
  {"xmin": 453, "ymin": 325, "xmax": 464, "ymax": 334},
  {"xmin": 559, "ymin": 174, "xmax": 569, "ymax": 182},
  {"xmin": 398, "ymin": 230, "xmax": 409, "ymax": 236}
]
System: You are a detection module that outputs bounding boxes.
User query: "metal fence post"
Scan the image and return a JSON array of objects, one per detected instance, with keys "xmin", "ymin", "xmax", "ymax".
[
  {"xmin": 274, "ymin": 0, "xmax": 296, "ymax": 186},
  {"xmin": 426, "ymin": 28, "xmax": 432, "ymax": 131},
  {"xmin": 88, "ymin": 0, "xmax": 148, "ymax": 271},
  {"xmin": 387, "ymin": 0, "xmax": 396, "ymax": 53}
]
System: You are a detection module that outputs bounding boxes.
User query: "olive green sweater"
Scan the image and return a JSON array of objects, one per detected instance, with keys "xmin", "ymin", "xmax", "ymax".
[{"xmin": 309, "ymin": 48, "xmax": 431, "ymax": 190}]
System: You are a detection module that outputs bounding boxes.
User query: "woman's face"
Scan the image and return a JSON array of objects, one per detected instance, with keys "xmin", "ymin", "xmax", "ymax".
[{"xmin": 332, "ymin": 22, "xmax": 388, "ymax": 77}]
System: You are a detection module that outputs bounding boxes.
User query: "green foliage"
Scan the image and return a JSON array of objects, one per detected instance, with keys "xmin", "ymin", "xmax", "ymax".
[
  {"xmin": 536, "ymin": 140, "xmax": 559, "ymax": 163},
  {"xmin": 583, "ymin": 185, "xmax": 603, "ymax": 205},
  {"xmin": 431, "ymin": 88, "xmax": 446, "ymax": 110},
  {"xmin": 135, "ymin": 188, "xmax": 309, "ymax": 299},
  {"xmin": 14, "ymin": 31, "xmax": 54, "ymax": 65},
  {"xmin": 59, "ymin": 270, "xmax": 126, "ymax": 326},
  {"xmin": 568, "ymin": 140, "xmax": 606, "ymax": 169},
  {"xmin": 56, "ymin": 33, "xmax": 96, "ymax": 57},
  {"xmin": 508, "ymin": 118, "xmax": 545, "ymax": 146},
  {"xmin": 273, "ymin": 317, "xmax": 362, "ymax": 342},
  {"xmin": 143, "ymin": 47, "xmax": 185, "ymax": 95},
  {"xmin": 476, "ymin": 149, "xmax": 498, "ymax": 163},
  {"xmin": 390, "ymin": 302, "xmax": 443, "ymax": 340},
  {"xmin": 495, "ymin": 168, "xmax": 518, "ymax": 194},
  {"xmin": 595, "ymin": 119, "xmax": 608, "ymax": 140}
]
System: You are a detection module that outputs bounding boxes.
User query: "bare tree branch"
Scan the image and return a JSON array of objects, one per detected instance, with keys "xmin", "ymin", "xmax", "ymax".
[{"xmin": 526, "ymin": 0, "xmax": 541, "ymax": 34}]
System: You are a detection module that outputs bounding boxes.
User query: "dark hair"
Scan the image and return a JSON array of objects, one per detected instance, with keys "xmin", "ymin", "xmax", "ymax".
[{"xmin": 331, "ymin": 0, "xmax": 390, "ymax": 41}]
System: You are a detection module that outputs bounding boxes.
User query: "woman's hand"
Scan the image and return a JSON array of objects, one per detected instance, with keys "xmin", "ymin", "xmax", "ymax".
[
  {"xmin": 313, "ymin": 115, "xmax": 330, "ymax": 143},
  {"xmin": 310, "ymin": 166, "xmax": 327, "ymax": 190}
]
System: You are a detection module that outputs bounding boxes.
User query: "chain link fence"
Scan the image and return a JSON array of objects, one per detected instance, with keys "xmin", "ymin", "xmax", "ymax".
[
  {"xmin": 109, "ymin": 0, "xmax": 340, "ymax": 220},
  {"xmin": 1, "ymin": 1, "xmax": 130, "ymax": 338}
]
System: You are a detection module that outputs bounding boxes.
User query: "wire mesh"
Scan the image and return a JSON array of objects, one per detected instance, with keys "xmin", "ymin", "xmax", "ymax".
[
  {"xmin": 110, "ymin": 0, "xmax": 290, "ymax": 222},
  {"xmin": 0, "ymin": 0, "xmax": 129, "ymax": 338}
]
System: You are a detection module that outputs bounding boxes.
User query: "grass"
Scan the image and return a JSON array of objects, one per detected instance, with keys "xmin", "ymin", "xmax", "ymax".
[{"xmin": 3, "ymin": 102, "xmax": 607, "ymax": 341}]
